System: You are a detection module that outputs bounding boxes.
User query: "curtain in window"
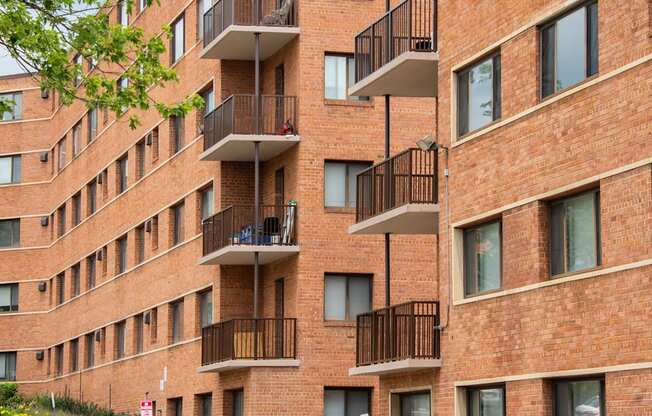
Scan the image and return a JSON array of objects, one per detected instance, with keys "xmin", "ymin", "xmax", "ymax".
[
  {"xmin": 401, "ymin": 393, "xmax": 430, "ymax": 416},
  {"xmin": 348, "ymin": 277, "xmax": 370, "ymax": 320},
  {"xmin": 324, "ymin": 276, "xmax": 346, "ymax": 320},
  {"xmin": 325, "ymin": 163, "xmax": 346, "ymax": 207},
  {"xmin": 566, "ymin": 192, "xmax": 597, "ymax": 272},
  {"xmin": 325, "ymin": 56, "xmax": 347, "ymax": 99},
  {"xmin": 0, "ymin": 157, "xmax": 11, "ymax": 184}
]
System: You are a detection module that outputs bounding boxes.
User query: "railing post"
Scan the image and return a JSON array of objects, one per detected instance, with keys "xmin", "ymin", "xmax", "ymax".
[
  {"xmin": 386, "ymin": 10, "xmax": 392, "ymax": 62},
  {"xmin": 253, "ymin": 319, "xmax": 259, "ymax": 359},
  {"xmin": 408, "ymin": 149, "xmax": 413, "ymax": 203},
  {"xmin": 432, "ymin": 0, "xmax": 437, "ymax": 51},
  {"xmin": 370, "ymin": 25, "xmax": 375, "ymax": 77},
  {"xmin": 408, "ymin": 0, "xmax": 412, "ymax": 51},
  {"xmin": 410, "ymin": 302, "xmax": 416, "ymax": 358}
]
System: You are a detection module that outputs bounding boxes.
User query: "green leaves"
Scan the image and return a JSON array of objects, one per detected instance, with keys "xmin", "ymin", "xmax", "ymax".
[{"xmin": 0, "ymin": 0, "xmax": 203, "ymax": 127}]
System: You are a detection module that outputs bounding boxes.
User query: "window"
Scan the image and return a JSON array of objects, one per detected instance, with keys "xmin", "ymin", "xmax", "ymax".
[
  {"xmin": 171, "ymin": 14, "xmax": 185, "ymax": 63},
  {"xmin": 324, "ymin": 388, "xmax": 371, "ymax": 416},
  {"xmin": 231, "ymin": 390, "xmax": 243, "ymax": 416},
  {"xmin": 0, "ymin": 352, "xmax": 16, "ymax": 381},
  {"xmin": 134, "ymin": 314, "xmax": 144, "ymax": 354},
  {"xmin": 88, "ymin": 108, "xmax": 98, "ymax": 142},
  {"xmin": 199, "ymin": 290, "xmax": 212, "ymax": 328},
  {"xmin": 84, "ymin": 333, "xmax": 94, "ymax": 368},
  {"xmin": 0, "ymin": 284, "xmax": 18, "ymax": 312},
  {"xmin": 73, "ymin": 54, "xmax": 83, "ymax": 87},
  {"xmin": 58, "ymin": 137, "xmax": 67, "ymax": 170},
  {"xmin": 541, "ymin": 2, "xmax": 598, "ymax": 98},
  {"xmin": 136, "ymin": 139, "xmax": 145, "ymax": 179},
  {"xmin": 57, "ymin": 204, "xmax": 66, "ymax": 237},
  {"xmin": 71, "ymin": 263, "xmax": 81, "ymax": 297},
  {"xmin": 457, "ymin": 53, "xmax": 501, "ymax": 136},
  {"xmin": 169, "ymin": 398, "xmax": 183, "ymax": 416},
  {"xmin": 117, "ymin": 154, "xmax": 128, "ymax": 194},
  {"xmin": 55, "ymin": 344, "xmax": 64, "ymax": 375},
  {"xmin": 115, "ymin": 320, "xmax": 126, "ymax": 359},
  {"xmin": 72, "ymin": 122, "xmax": 82, "ymax": 157},
  {"xmin": 135, "ymin": 224, "xmax": 145, "ymax": 264},
  {"xmin": 56, "ymin": 273, "xmax": 65, "ymax": 305},
  {"xmin": 69, "ymin": 338, "xmax": 79, "ymax": 372},
  {"xmin": 87, "ymin": 179, "xmax": 97, "ymax": 215},
  {"xmin": 396, "ymin": 391, "xmax": 430, "ymax": 416},
  {"xmin": 117, "ymin": 0, "xmax": 128, "ymax": 25},
  {"xmin": 324, "ymin": 54, "xmax": 368, "ymax": 100},
  {"xmin": 0, "ymin": 92, "xmax": 22, "ymax": 121},
  {"xmin": 72, "ymin": 192, "xmax": 82, "ymax": 226},
  {"xmin": 86, "ymin": 254, "xmax": 96, "ymax": 290},
  {"xmin": 550, "ymin": 190, "xmax": 601, "ymax": 276},
  {"xmin": 197, "ymin": 0, "xmax": 212, "ymax": 39},
  {"xmin": 463, "ymin": 221, "xmax": 501, "ymax": 297},
  {"xmin": 170, "ymin": 300, "xmax": 183, "ymax": 344},
  {"xmin": 172, "ymin": 202, "xmax": 185, "ymax": 245},
  {"xmin": 171, "ymin": 116, "xmax": 184, "ymax": 155},
  {"xmin": 118, "ymin": 77, "xmax": 129, "ymax": 113},
  {"xmin": 554, "ymin": 377, "xmax": 604, "ymax": 416},
  {"xmin": 151, "ymin": 215, "xmax": 159, "ymax": 249},
  {"xmin": 324, "ymin": 274, "xmax": 371, "ymax": 321},
  {"xmin": 117, "ymin": 235, "xmax": 128, "ymax": 274},
  {"xmin": 324, "ymin": 161, "xmax": 371, "ymax": 208},
  {"xmin": 198, "ymin": 394, "xmax": 212, "ymax": 416},
  {"xmin": 150, "ymin": 307, "xmax": 158, "ymax": 343},
  {"xmin": 0, "ymin": 219, "xmax": 19, "ymax": 248},
  {"xmin": 466, "ymin": 385, "xmax": 505, "ymax": 416},
  {"xmin": 0, "ymin": 155, "xmax": 20, "ymax": 184},
  {"xmin": 138, "ymin": 0, "xmax": 147, "ymax": 12},
  {"xmin": 201, "ymin": 87, "xmax": 215, "ymax": 115},
  {"xmin": 149, "ymin": 127, "xmax": 159, "ymax": 161},
  {"xmin": 200, "ymin": 185, "xmax": 214, "ymax": 221}
]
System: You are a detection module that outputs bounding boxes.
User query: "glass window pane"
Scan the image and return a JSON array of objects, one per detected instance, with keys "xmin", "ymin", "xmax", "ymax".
[
  {"xmin": 12, "ymin": 156, "xmax": 20, "ymax": 183},
  {"xmin": 0, "ymin": 286, "xmax": 10, "ymax": 310},
  {"xmin": 325, "ymin": 55, "xmax": 347, "ymax": 99},
  {"xmin": 468, "ymin": 58, "xmax": 494, "ymax": 132},
  {"xmin": 324, "ymin": 390, "xmax": 346, "ymax": 416},
  {"xmin": 476, "ymin": 222, "xmax": 501, "ymax": 293},
  {"xmin": 347, "ymin": 163, "xmax": 369, "ymax": 208},
  {"xmin": 550, "ymin": 203, "xmax": 565, "ymax": 275},
  {"xmin": 480, "ymin": 388, "xmax": 504, "ymax": 416},
  {"xmin": 401, "ymin": 392, "xmax": 430, "ymax": 416},
  {"xmin": 174, "ymin": 17, "xmax": 185, "ymax": 61},
  {"xmin": 12, "ymin": 93, "xmax": 21, "ymax": 119},
  {"xmin": 347, "ymin": 390, "xmax": 369, "ymax": 416},
  {"xmin": 200, "ymin": 291, "xmax": 212, "ymax": 327},
  {"xmin": 324, "ymin": 276, "xmax": 346, "ymax": 320},
  {"xmin": 556, "ymin": 8, "xmax": 587, "ymax": 91},
  {"xmin": 0, "ymin": 157, "xmax": 11, "ymax": 184},
  {"xmin": 348, "ymin": 277, "xmax": 370, "ymax": 320},
  {"xmin": 555, "ymin": 379, "xmax": 602, "ymax": 416},
  {"xmin": 0, "ymin": 220, "xmax": 18, "ymax": 248},
  {"xmin": 541, "ymin": 25, "xmax": 555, "ymax": 97},
  {"xmin": 0, "ymin": 353, "xmax": 5, "ymax": 379},
  {"xmin": 233, "ymin": 391, "xmax": 244, "ymax": 416},
  {"xmin": 202, "ymin": 187, "xmax": 214, "ymax": 220},
  {"xmin": 566, "ymin": 192, "xmax": 597, "ymax": 272},
  {"xmin": 587, "ymin": 3, "xmax": 598, "ymax": 76},
  {"xmin": 325, "ymin": 163, "xmax": 346, "ymax": 207}
]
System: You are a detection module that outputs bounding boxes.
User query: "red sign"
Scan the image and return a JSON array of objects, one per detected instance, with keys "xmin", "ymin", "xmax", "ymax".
[{"xmin": 140, "ymin": 400, "xmax": 153, "ymax": 416}]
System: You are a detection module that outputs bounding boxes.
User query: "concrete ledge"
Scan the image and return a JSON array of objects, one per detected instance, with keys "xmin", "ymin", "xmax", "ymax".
[
  {"xmin": 198, "ymin": 359, "xmax": 301, "ymax": 373},
  {"xmin": 200, "ymin": 26, "xmax": 300, "ymax": 60},
  {"xmin": 349, "ymin": 358, "xmax": 442, "ymax": 376},
  {"xmin": 349, "ymin": 51, "xmax": 438, "ymax": 97},
  {"xmin": 198, "ymin": 245, "xmax": 300, "ymax": 266},
  {"xmin": 348, "ymin": 203, "xmax": 439, "ymax": 235},
  {"xmin": 199, "ymin": 134, "xmax": 300, "ymax": 162}
]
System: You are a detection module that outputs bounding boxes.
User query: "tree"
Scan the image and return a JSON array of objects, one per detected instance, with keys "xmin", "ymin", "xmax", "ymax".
[{"xmin": 0, "ymin": 0, "xmax": 204, "ymax": 128}]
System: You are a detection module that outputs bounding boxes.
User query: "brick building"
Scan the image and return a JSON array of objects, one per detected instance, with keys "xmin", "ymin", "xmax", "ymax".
[{"xmin": 0, "ymin": 0, "xmax": 650, "ymax": 415}]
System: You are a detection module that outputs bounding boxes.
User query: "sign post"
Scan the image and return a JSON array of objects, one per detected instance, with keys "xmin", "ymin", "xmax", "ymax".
[{"xmin": 140, "ymin": 400, "xmax": 153, "ymax": 416}]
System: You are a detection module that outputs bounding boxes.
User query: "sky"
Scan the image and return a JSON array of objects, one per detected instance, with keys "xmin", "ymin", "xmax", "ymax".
[{"xmin": 0, "ymin": 47, "xmax": 27, "ymax": 76}]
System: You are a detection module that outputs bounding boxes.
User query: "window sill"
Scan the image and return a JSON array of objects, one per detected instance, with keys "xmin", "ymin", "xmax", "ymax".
[
  {"xmin": 324, "ymin": 99, "xmax": 373, "ymax": 108},
  {"xmin": 540, "ymin": 74, "xmax": 599, "ymax": 103},
  {"xmin": 325, "ymin": 207, "xmax": 355, "ymax": 215},
  {"xmin": 323, "ymin": 320, "xmax": 356, "ymax": 328}
]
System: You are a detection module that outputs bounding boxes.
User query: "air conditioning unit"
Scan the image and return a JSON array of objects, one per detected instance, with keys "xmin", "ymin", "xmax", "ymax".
[
  {"xmin": 96, "ymin": 249, "xmax": 103, "ymax": 261},
  {"xmin": 38, "ymin": 281, "xmax": 47, "ymax": 292},
  {"xmin": 144, "ymin": 311, "xmax": 151, "ymax": 324},
  {"xmin": 41, "ymin": 89, "xmax": 49, "ymax": 99},
  {"xmin": 40, "ymin": 216, "xmax": 49, "ymax": 227},
  {"xmin": 35, "ymin": 350, "xmax": 44, "ymax": 360},
  {"xmin": 145, "ymin": 220, "xmax": 152, "ymax": 233},
  {"xmin": 40, "ymin": 152, "xmax": 49, "ymax": 163},
  {"xmin": 95, "ymin": 330, "xmax": 102, "ymax": 342}
]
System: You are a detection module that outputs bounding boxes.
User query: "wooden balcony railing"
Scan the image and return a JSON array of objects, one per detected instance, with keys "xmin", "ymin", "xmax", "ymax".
[
  {"xmin": 354, "ymin": 0, "xmax": 437, "ymax": 82},
  {"xmin": 203, "ymin": 0, "xmax": 298, "ymax": 46},
  {"xmin": 355, "ymin": 148, "xmax": 437, "ymax": 223},
  {"xmin": 356, "ymin": 301, "xmax": 440, "ymax": 367},
  {"xmin": 201, "ymin": 318, "xmax": 297, "ymax": 365},
  {"xmin": 203, "ymin": 94, "xmax": 298, "ymax": 151},
  {"xmin": 202, "ymin": 204, "xmax": 297, "ymax": 256}
]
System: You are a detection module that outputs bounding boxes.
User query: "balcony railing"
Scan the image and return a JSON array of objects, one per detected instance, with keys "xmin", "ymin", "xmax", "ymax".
[
  {"xmin": 203, "ymin": 0, "xmax": 298, "ymax": 46},
  {"xmin": 356, "ymin": 301, "xmax": 440, "ymax": 367},
  {"xmin": 203, "ymin": 95, "xmax": 298, "ymax": 151},
  {"xmin": 354, "ymin": 0, "xmax": 437, "ymax": 82},
  {"xmin": 202, "ymin": 204, "xmax": 297, "ymax": 256},
  {"xmin": 201, "ymin": 318, "xmax": 297, "ymax": 365},
  {"xmin": 356, "ymin": 148, "xmax": 437, "ymax": 223}
]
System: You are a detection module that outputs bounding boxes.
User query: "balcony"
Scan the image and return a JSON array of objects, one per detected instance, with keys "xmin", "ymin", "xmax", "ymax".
[
  {"xmin": 349, "ymin": 148, "xmax": 438, "ymax": 235},
  {"xmin": 198, "ymin": 318, "xmax": 299, "ymax": 373},
  {"xmin": 200, "ymin": 95, "xmax": 300, "ymax": 162},
  {"xmin": 199, "ymin": 204, "xmax": 299, "ymax": 265},
  {"xmin": 201, "ymin": 0, "xmax": 299, "ymax": 60},
  {"xmin": 349, "ymin": 301, "xmax": 441, "ymax": 376},
  {"xmin": 350, "ymin": 0, "xmax": 438, "ymax": 97}
]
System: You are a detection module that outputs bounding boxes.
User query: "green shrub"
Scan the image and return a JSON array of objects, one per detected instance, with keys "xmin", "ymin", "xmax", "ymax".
[
  {"xmin": 34, "ymin": 394, "xmax": 129, "ymax": 416},
  {"xmin": 0, "ymin": 384, "xmax": 22, "ymax": 408}
]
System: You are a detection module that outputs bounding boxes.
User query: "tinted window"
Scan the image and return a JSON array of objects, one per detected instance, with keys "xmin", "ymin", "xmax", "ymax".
[{"xmin": 463, "ymin": 221, "xmax": 501, "ymax": 297}]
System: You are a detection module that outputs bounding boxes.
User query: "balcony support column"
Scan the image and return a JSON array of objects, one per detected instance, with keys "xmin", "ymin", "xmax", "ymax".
[
  {"xmin": 384, "ymin": 94, "xmax": 391, "ymax": 308},
  {"xmin": 253, "ymin": 32, "xmax": 261, "ymax": 320}
]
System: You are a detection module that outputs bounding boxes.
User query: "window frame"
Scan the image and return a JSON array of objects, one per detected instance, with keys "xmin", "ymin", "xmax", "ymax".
[
  {"xmin": 172, "ymin": 202, "xmax": 185, "ymax": 246},
  {"xmin": 456, "ymin": 51, "xmax": 502, "ymax": 138},
  {"xmin": 552, "ymin": 376, "xmax": 605, "ymax": 416},
  {"xmin": 0, "ymin": 92, "xmax": 22, "ymax": 121},
  {"xmin": 549, "ymin": 189, "xmax": 601, "ymax": 277},
  {"xmin": 84, "ymin": 333, "xmax": 95, "ymax": 368},
  {"xmin": 539, "ymin": 1, "xmax": 599, "ymax": 99},
  {"xmin": 115, "ymin": 320, "xmax": 126, "ymax": 359},
  {"xmin": 117, "ymin": 154, "xmax": 128, "ymax": 194},
  {"xmin": 462, "ymin": 219, "xmax": 503, "ymax": 298},
  {"xmin": 0, "ymin": 155, "xmax": 21, "ymax": 184},
  {"xmin": 86, "ymin": 254, "xmax": 96, "ymax": 290},
  {"xmin": 88, "ymin": 108, "xmax": 98, "ymax": 142},
  {"xmin": 71, "ymin": 263, "xmax": 81, "ymax": 297},
  {"xmin": 72, "ymin": 192, "xmax": 82, "ymax": 226},
  {"xmin": 87, "ymin": 179, "xmax": 97, "ymax": 215},
  {"xmin": 200, "ymin": 185, "xmax": 214, "ymax": 221},
  {"xmin": 324, "ymin": 387, "xmax": 372, "ymax": 416},
  {"xmin": 0, "ymin": 351, "xmax": 17, "ymax": 381},
  {"xmin": 117, "ymin": 235, "xmax": 128, "ymax": 274},
  {"xmin": 324, "ymin": 160, "xmax": 372, "ymax": 209},
  {"xmin": 324, "ymin": 53, "xmax": 369, "ymax": 101},
  {"xmin": 0, "ymin": 218, "xmax": 20, "ymax": 248},
  {"xmin": 198, "ymin": 290, "xmax": 213, "ymax": 329},
  {"xmin": 323, "ymin": 273, "xmax": 373, "ymax": 321},
  {"xmin": 69, "ymin": 338, "xmax": 79, "ymax": 372},
  {"xmin": 465, "ymin": 384, "xmax": 506, "ymax": 416},
  {"xmin": 0, "ymin": 283, "xmax": 19, "ymax": 312},
  {"xmin": 171, "ymin": 13, "xmax": 186, "ymax": 64},
  {"xmin": 170, "ymin": 300, "xmax": 184, "ymax": 344}
]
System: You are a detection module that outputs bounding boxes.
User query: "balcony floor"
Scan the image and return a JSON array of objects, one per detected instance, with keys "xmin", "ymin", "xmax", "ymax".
[
  {"xmin": 349, "ymin": 358, "xmax": 441, "ymax": 376},
  {"xmin": 199, "ymin": 134, "xmax": 300, "ymax": 162},
  {"xmin": 200, "ymin": 26, "xmax": 300, "ymax": 60},
  {"xmin": 198, "ymin": 358, "xmax": 300, "ymax": 373},
  {"xmin": 349, "ymin": 51, "xmax": 439, "ymax": 97},
  {"xmin": 349, "ymin": 203, "xmax": 439, "ymax": 235},
  {"xmin": 198, "ymin": 245, "xmax": 300, "ymax": 266}
]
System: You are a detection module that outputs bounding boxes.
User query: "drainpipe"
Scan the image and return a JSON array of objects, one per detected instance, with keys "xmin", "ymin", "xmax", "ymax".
[
  {"xmin": 384, "ymin": 0, "xmax": 391, "ymax": 308},
  {"xmin": 253, "ymin": 32, "xmax": 261, "ymax": 320}
]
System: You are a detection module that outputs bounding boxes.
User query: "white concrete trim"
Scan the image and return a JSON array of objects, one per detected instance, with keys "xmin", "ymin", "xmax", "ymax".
[
  {"xmin": 349, "ymin": 358, "xmax": 441, "ymax": 376},
  {"xmin": 200, "ymin": 25, "xmax": 300, "ymax": 60},
  {"xmin": 197, "ymin": 358, "xmax": 300, "ymax": 373},
  {"xmin": 454, "ymin": 361, "xmax": 652, "ymax": 387},
  {"xmin": 348, "ymin": 203, "xmax": 439, "ymax": 235},
  {"xmin": 197, "ymin": 244, "xmax": 300, "ymax": 265},
  {"xmin": 199, "ymin": 133, "xmax": 300, "ymax": 161}
]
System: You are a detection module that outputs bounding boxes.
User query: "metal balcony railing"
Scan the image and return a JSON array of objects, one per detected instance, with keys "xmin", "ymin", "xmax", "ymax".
[
  {"xmin": 201, "ymin": 318, "xmax": 297, "ymax": 365},
  {"xmin": 354, "ymin": 0, "xmax": 437, "ymax": 82},
  {"xmin": 356, "ymin": 301, "xmax": 440, "ymax": 367},
  {"xmin": 355, "ymin": 148, "xmax": 438, "ymax": 223},
  {"xmin": 203, "ymin": 0, "xmax": 298, "ymax": 46},
  {"xmin": 203, "ymin": 94, "xmax": 298, "ymax": 151},
  {"xmin": 202, "ymin": 204, "xmax": 297, "ymax": 256}
]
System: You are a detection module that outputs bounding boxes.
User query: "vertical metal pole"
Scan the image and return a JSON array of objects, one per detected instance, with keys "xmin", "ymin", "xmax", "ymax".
[
  {"xmin": 384, "ymin": 96, "xmax": 390, "ymax": 308},
  {"xmin": 255, "ymin": 33, "xmax": 261, "ymax": 135},
  {"xmin": 253, "ymin": 31, "xmax": 261, "ymax": 321}
]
